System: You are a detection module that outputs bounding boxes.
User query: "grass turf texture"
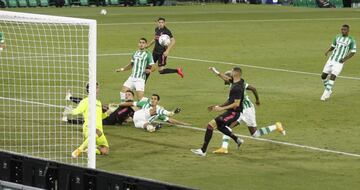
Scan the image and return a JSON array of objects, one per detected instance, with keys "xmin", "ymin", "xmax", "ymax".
[{"xmin": 4, "ymin": 4, "xmax": 360, "ymax": 190}]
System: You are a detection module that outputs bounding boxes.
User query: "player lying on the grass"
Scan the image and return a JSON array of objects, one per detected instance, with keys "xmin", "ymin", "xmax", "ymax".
[
  {"xmin": 191, "ymin": 67, "xmax": 245, "ymax": 157},
  {"xmin": 145, "ymin": 17, "xmax": 184, "ymax": 81},
  {"xmin": 63, "ymin": 90, "xmax": 136, "ymax": 126},
  {"xmin": 116, "ymin": 37, "xmax": 155, "ymax": 101},
  {"xmin": 209, "ymin": 67, "xmax": 286, "ymax": 154},
  {"xmin": 321, "ymin": 24, "xmax": 356, "ymax": 101},
  {"xmin": 119, "ymin": 94, "xmax": 189, "ymax": 132},
  {"xmin": 62, "ymin": 83, "xmax": 110, "ymax": 157}
]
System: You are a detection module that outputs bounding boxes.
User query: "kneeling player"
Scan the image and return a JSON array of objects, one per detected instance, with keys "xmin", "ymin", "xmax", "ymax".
[
  {"xmin": 191, "ymin": 67, "xmax": 245, "ymax": 157},
  {"xmin": 63, "ymin": 89, "xmax": 135, "ymax": 126},
  {"xmin": 209, "ymin": 68, "xmax": 286, "ymax": 154},
  {"xmin": 62, "ymin": 83, "xmax": 110, "ymax": 157}
]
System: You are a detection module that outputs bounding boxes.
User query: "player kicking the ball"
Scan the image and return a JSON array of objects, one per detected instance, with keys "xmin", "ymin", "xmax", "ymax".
[
  {"xmin": 209, "ymin": 67, "xmax": 286, "ymax": 154},
  {"xmin": 321, "ymin": 24, "xmax": 356, "ymax": 101},
  {"xmin": 116, "ymin": 38, "xmax": 155, "ymax": 101},
  {"xmin": 146, "ymin": 17, "xmax": 184, "ymax": 80},
  {"xmin": 191, "ymin": 67, "xmax": 245, "ymax": 157},
  {"xmin": 62, "ymin": 83, "xmax": 110, "ymax": 158}
]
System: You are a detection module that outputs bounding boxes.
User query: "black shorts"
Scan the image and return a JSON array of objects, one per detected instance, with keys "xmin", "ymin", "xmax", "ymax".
[
  {"xmin": 214, "ymin": 110, "xmax": 240, "ymax": 127},
  {"xmin": 153, "ymin": 52, "xmax": 167, "ymax": 67}
]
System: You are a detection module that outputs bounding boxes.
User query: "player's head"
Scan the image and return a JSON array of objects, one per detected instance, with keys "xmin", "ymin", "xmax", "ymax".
[
  {"xmin": 157, "ymin": 17, "xmax": 166, "ymax": 29},
  {"xmin": 341, "ymin": 24, "xmax": 350, "ymax": 36},
  {"xmin": 231, "ymin": 67, "xmax": 242, "ymax": 79},
  {"xmin": 139, "ymin": 38, "xmax": 147, "ymax": 50},
  {"xmin": 150, "ymin": 94, "xmax": 160, "ymax": 106},
  {"xmin": 86, "ymin": 82, "xmax": 99, "ymax": 94},
  {"xmin": 125, "ymin": 90, "xmax": 134, "ymax": 100}
]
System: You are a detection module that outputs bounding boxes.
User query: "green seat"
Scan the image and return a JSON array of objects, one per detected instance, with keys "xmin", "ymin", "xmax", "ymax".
[
  {"xmin": 109, "ymin": 0, "xmax": 118, "ymax": 5},
  {"xmin": 80, "ymin": 0, "xmax": 88, "ymax": 5},
  {"xmin": 27, "ymin": 0, "xmax": 37, "ymax": 6},
  {"xmin": 138, "ymin": 0, "xmax": 147, "ymax": 5},
  {"xmin": 17, "ymin": 0, "xmax": 27, "ymax": 6},
  {"xmin": 306, "ymin": 0, "xmax": 317, "ymax": 7},
  {"xmin": 38, "ymin": 0, "xmax": 48, "ymax": 6},
  {"xmin": 7, "ymin": 0, "xmax": 17, "ymax": 7},
  {"xmin": 330, "ymin": 0, "xmax": 343, "ymax": 7}
]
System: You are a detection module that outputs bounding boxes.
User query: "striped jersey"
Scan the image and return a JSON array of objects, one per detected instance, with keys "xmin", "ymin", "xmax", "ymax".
[
  {"xmin": 130, "ymin": 50, "xmax": 154, "ymax": 80},
  {"xmin": 0, "ymin": 32, "xmax": 4, "ymax": 43},
  {"xmin": 329, "ymin": 35, "xmax": 357, "ymax": 62},
  {"xmin": 133, "ymin": 97, "xmax": 170, "ymax": 122}
]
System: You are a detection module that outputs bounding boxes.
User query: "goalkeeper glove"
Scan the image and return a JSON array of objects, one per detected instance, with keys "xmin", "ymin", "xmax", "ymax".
[{"xmin": 63, "ymin": 105, "xmax": 73, "ymax": 115}]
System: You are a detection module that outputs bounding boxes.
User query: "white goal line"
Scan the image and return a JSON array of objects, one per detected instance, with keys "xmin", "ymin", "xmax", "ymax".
[{"xmin": 97, "ymin": 53, "xmax": 360, "ymax": 81}]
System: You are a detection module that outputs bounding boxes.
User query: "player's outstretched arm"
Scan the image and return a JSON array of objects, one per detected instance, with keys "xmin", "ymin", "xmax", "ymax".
[
  {"xmin": 247, "ymin": 85, "xmax": 260, "ymax": 105},
  {"xmin": 115, "ymin": 63, "xmax": 132, "ymax": 72},
  {"xmin": 325, "ymin": 47, "xmax": 335, "ymax": 57},
  {"xmin": 212, "ymin": 99, "xmax": 241, "ymax": 112},
  {"xmin": 147, "ymin": 39, "xmax": 155, "ymax": 48},
  {"xmin": 209, "ymin": 67, "xmax": 231, "ymax": 83},
  {"xmin": 163, "ymin": 37, "xmax": 175, "ymax": 57}
]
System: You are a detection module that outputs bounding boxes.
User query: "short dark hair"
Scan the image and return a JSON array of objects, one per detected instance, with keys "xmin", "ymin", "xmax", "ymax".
[
  {"xmin": 86, "ymin": 82, "xmax": 99, "ymax": 93},
  {"xmin": 158, "ymin": 17, "xmax": 165, "ymax": 22},
  {"xmin": 140, "ymin": 37, "xmax": 147, "ymax": 43},
  {"xmin": 152, "ymin": 94, "xmax": 160, "ymax": 101},
  {"xmin": 233, "ymin": 67, "xmax": 242, "ymax": 74},
  {"xmin": 342, "ymin": 24, "xmax": 350, "ymax": 29},
  {"xmin": 126, "ymin": 90, "xmax": 135, "ymax": 96}
]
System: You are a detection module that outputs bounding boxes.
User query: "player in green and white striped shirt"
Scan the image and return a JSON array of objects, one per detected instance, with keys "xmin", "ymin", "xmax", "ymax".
[
  {"xmin": 116, "ymin": 38, "xmax": 155, "ymax": 101},
  {"xmin": 119, "ymin": 94, "xmax": 189, "ymax": 132},
  {"xmin": 209, "ymin": 67, "xmax": 285, "ymax": 154},
  {"xmin": 321, "ymin": 24, "xmax": 356, "ymax": 101},
  {"xmin": 0, "ymin": 32, "xmax": 6, "ymax": 51}
]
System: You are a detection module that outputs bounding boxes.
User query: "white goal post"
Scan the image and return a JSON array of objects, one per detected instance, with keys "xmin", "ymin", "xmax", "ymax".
[{"xmin": 0, "ymin": 11, "xmax": 97, "ymax": 168}]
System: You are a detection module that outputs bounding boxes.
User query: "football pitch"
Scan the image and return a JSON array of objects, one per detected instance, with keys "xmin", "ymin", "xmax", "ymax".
[{"xmin": 6, "ymin": 4, "xmax": 360, "ymax": 190}]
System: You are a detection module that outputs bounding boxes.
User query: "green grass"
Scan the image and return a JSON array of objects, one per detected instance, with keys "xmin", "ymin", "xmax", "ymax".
[{"xmin": 3, "ymin": 4, "xmax": 360, "ymax": 190}]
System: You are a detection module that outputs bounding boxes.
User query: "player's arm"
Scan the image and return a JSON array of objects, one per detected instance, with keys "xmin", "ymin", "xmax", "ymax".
[
  {"xmin": 340, "ymin": 40, "xmax": 356, "ymax": 63},
  {"xmin": 115, "ymin": 62, "xmax": 133, "ymax": 72},
  {"xmin": 145, "ymin": 53, "xmax": 156, "ymax": 74},
  {"xmin": 64, "ymin": 99, "xmax": 86, "ymax": 115},
  {"xmin": 209, "ymin": 67, "xmax": 231, "ymax": 83},
  {"xmin": 247, "ymin": 85, "xmax": 260, "ymax": 105},
  {"xmin": 212, "ymin": 99, "xmax": 241, "ymax": 112},
  {"xmin": 325, "ymin": 36, "xmax": 337, "ymax": 56},
  {"xmin": 163, "ymin": 37, "xmax": 175, "ymax": 56}
]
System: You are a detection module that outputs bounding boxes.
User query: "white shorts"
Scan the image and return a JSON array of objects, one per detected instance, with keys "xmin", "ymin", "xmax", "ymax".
[
  {"xmin": 133, "ymin": 109, "xmax": 148, "ymax": 129},
  {"xmin": 322, "ymin": 59, "xmax": 344, "ymax": 76},
  {"xmin": 123, "ymin": 77, "xmax": 145, "ymax": 92},
  {"xmin": 236, "ymin": 106, "xmax": 257, "ymax": 127}
]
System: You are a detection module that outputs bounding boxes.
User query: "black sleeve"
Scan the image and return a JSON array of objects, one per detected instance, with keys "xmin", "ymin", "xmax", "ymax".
[{"xmin": 166, "ymin": 28, "xmax": 173, "ymax": 38}]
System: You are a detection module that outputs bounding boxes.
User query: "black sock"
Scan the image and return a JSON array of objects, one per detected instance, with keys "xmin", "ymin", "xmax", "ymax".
[
  {"xmin": 70, "ymin": 97, "xmax": 82, "ymax": 104},
  {"xmin": 217, "ymin": 125, "xmax": 238, "ymax": 143},
  {"xmin": 201, "ymin": 125, "xmax": 213, "ymax": 153},
  {"xmin": 159, "ymin": 68, "xmax": 178, "ymax": 74}
]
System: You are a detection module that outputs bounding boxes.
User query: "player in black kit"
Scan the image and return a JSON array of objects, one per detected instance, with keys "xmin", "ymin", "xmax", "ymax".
[
  {"xmin": 146, "ymin": 17, "xmax": 184, "ymax": 81},
  {"xmin": 191, "ymin": 67, "xmax": 245, "ymax": 156}
]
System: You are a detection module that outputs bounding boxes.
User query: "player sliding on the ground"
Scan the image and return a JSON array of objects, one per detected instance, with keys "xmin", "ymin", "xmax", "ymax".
[
  {"xmin": 191, "ymin": 67, "xmax": 245, "ymax": 157},
  {"xmin": 119, "ymin": 94, "xmax": 189, "ymax": 132},
  {"xmin": 116, "ymin": 37, "xmax": 155, "ymax": 101},
  {"xmin": 321, "ymin": 24, "xmax": 356, "ymax": 101},
  {"xmin": 63, "ymin": 89, "xmax": 136, "ymax": 126},
  {"xmin": 62, "ymin": 83, "xmax": 110, "ymax": 158},
  {"xmin": 209, "ymin": 67, "xmax": 286, "ymax": 154},
  {"xmin": 146, "ymin": 17, "xmax": 184, "ymax": 81}
]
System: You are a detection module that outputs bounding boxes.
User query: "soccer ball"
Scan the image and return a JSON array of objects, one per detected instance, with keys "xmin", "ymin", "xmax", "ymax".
[
  {"xmin": 158, "ymin": 34, "xmax": 171, "ymax": 47},
  {"xmin": 146, "ymin": 124, "xmax": 156, "ymax": 132},
  {"xmin": 100, "ymin": 9, "xmax": 107, "ymax": 15}
]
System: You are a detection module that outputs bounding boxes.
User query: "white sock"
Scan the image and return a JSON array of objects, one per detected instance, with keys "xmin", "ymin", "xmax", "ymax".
[
  {"xmin": 120, "ymin": 92, "xmax": 126, "ymax": 102},
  {"xmin": 221, "ymin": 126, "xmax": 232, "ymax": 149},
  {"xmin": 326, "ymin": 80, "xmax": 335, "ymax": 91}
]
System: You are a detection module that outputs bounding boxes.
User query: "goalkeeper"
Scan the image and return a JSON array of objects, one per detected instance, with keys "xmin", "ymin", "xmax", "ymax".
[{"xmin": 63, "ymin": 83, "xmax": 110, "ymax": 158}]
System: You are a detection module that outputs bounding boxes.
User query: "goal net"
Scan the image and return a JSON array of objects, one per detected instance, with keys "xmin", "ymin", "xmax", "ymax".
[{"xmin": 0, "ymin": 11, "xmax": 97, "ymax": 168}]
